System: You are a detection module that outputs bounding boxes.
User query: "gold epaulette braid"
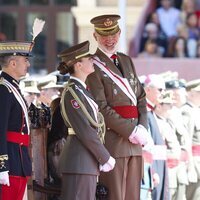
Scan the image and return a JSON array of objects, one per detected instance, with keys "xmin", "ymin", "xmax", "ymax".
[{"xmin": 60, "ymin": 83, "xmax": 105, "ymax": 143}]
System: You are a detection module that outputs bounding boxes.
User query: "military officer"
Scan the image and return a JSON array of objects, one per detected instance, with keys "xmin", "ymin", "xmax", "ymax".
[
  {"xmin": 154, "ymin": 91, "xmax": 182, "ymax": 200},
  {"xmin": 165, "ymin": 79, "xmax": 190, "ymax": 200},
  {"xmin": 0, "ymin": 41, "xmax": 33, "ymax": 200},
  {"xmin": 0, "ymin": 18, "xmax": 44, "ymax": 200},
  {"xmin": 143, "ymin": 74, "xmax": 169, "ymax": 200},
  {"xmin": 182, "ymin": 80, "xmax": 200, "ymax": 200},
  {"xmin": 57, "ymin": 41, "xmax": 115, "ymax": 200},
  {"xmin": 86, "ymin": 14, "xmax": 149, "ymax": 200}
]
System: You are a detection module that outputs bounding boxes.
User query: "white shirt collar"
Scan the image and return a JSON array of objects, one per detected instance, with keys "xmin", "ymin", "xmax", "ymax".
[
  {"xmin": 70, "ymin": 76, "xmax": 87, "ymax": 89},
  {"xmin": 98, "ymin": 47, "xmax": 116, "ymax": 59}
]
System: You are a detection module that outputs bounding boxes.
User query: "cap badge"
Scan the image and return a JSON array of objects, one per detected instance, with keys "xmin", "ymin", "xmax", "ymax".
[{"xmin": 104, "ymin": 18, "xmax": 113, "ymax": 27}]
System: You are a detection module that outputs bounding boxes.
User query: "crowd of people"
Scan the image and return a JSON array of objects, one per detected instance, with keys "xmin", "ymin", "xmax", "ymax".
[
  {"xmin": 0, "ymin": 11, "xmax": 200, "ymax": 200},
  {"xmin": 138, "ymin": 0, "xmax": 200, "ymax": 58}
]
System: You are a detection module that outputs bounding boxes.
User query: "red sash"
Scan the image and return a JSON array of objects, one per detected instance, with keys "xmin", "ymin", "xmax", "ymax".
[
  {"xmin": 192, "ymin": 145, "xmax": 200, "ymax": 156},
  {"xmin": 112, "ymin": 105, "xmax": 138, "ymax": 119},
  {"xmin": 7, "ymin": 131, "xmax": 30, "ymax": 146},
  {"xmin": 142, "ymin": 151, "xmax": 153, "ymax": 164},
  {"xmin": 167, "ymin": 158, "xmax": 179, "ymax": 168}
]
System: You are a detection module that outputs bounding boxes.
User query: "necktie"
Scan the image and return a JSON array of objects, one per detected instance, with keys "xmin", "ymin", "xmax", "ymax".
[
  {"xmin": 110, "ymin": 54, "xmax": 123, "ymax": 75},
  {"xmin": 111, "ymin": 54, "xmax": 119, "ymax": 67}
]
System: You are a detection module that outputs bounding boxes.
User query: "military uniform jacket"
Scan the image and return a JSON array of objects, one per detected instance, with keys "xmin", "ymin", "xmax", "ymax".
[
  {"xmin": 181, "ymin": 102, "xmax": 200, "ymax": 178},
  {"xmin": 0, "ymin": 72, "xmax": 32, "ymax": 176},
  {"xmin": 86, "ymin": 49, "xmax": 147, "ymax": 157},
  {"xmin": 59, "ymin": 78, "xmax": 110, "ymax": 175}
]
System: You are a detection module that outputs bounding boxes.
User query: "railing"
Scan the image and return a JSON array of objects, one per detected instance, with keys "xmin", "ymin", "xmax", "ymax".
[{"xmin": 133, "ymin": 58, "xmax": 200, "ymax": 81}]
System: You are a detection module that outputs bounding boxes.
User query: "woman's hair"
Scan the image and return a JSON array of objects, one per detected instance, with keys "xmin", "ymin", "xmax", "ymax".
[{"xmin": 57, "ymin": 61, "xmax": 74, "ymax": 75}]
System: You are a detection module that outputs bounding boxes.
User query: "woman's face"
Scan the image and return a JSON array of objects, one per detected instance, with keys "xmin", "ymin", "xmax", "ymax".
[{"xmin": 80, "ymin": 57, "xmax": 94, "ymax": 76}]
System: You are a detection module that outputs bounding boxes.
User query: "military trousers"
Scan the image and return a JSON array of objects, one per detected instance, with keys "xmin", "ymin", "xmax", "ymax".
[
  {"xmin": 1, "ymin": 176, "xmax": 27, "ymax": 200},
  {"xmin": 61, "ymin": 173, "xmax": 97, "ymax": 200},
  {"xmin": 100, "ymin": 156, "xmax": 142, "ymax": 200}
]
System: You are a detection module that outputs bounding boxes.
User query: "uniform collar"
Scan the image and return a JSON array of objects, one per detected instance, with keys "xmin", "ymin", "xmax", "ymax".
[
  {"xmin": 1, "ymin": 71, "xmax": 19, "ymax": 89},
  {"xmin": 98, "ymin": 47, "xmax": 117, "ymax": 59},
  {"xmin": 70, "ymin": 76, "xmax": 87, "ymax": 89}
]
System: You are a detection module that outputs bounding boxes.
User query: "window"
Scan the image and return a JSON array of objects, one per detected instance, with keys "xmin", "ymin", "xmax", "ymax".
[{"xmin": 0, "ymin": 13, "xmax": 17, "ymax": 40}]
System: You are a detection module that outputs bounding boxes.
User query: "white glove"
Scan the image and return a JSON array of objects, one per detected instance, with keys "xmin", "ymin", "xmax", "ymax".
[
  {"xmin": 129, "ymin": 124, "xmax": 148, "ymax": 146},
  {"xmin": 188, "ymin": 165, "xmax": 198, "ymax": 183},
  {"xmin": 99, "ymin": 156, "xmax": 116, "ymax": 172},
  {"xmin": 0, "ymin": 171, "xmax": 10, "ymax": 186}
]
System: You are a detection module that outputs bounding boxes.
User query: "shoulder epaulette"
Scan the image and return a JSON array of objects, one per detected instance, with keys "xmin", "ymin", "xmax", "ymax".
[{"xmin": 0, "ymin": 77, "xmax": 12, "ymax": 93}]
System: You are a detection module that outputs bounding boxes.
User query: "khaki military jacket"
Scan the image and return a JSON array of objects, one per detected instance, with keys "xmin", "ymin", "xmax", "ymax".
[
  {"xmin": 59, "ymin": 78, "xmax": 110, "ymax": 175},
  {"xmin": 86, "ymin": 49, "xmax": 147, "ymax": 157},
  {"xmin": 182, "ymin": 103, "xmax": 200, "ymax": 179}
]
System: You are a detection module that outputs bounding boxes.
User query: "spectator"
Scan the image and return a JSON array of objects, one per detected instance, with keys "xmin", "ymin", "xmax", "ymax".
[
  {"xmin": 167, "ymin": 36, "xmax": 188, "ymax": 57},
  {"xmin": 157, "ymin": 0, "xmax": 181, "ymax": 38},
  {"xmin": 186, "ymin": 12, "xmax": 199, "ymax": 40},
  {"xmin": 140, "ymin": 23, "xmax": 167, "ymax": 56},
  {"xmin": 138, "ymin": 39, "xmax": 162, "ymax": 58},
  {"xmin": 180, "ymin": 0, "xmax": 195, "ymax": 24}
]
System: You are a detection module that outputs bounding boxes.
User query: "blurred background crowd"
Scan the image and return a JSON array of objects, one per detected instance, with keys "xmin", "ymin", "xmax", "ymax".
[
  {"xmin": 138, "ymin": 0, "xmax": 200, "ymax": 58},
  {"xmin": 1, "ymin": 0, "xmax": 200, "ymax": 199}
]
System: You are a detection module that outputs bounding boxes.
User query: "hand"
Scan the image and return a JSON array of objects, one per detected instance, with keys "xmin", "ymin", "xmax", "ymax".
[
  {"xmin": 188, "ymin": 166, "xmax": 197, "ymax": 183},
  {"xmin": 153, "ymin": 173, "xmax": 160, "ymax": 187},
  {"xmin": 129, "ymin": 124, "xmax": 148, "ymax": 146},
  {"xmin": 99, "ymin": 156, "xmax": 116, "ymax": 172},
  {"xmin": 0, "ymin": 171, "xmax": 10, "ymax": 186}
]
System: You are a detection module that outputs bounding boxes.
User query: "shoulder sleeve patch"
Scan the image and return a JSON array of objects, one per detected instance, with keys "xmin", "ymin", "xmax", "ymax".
[{"xmin": 71, "ymin": 99, "xmax": 80, "ymax": 109}]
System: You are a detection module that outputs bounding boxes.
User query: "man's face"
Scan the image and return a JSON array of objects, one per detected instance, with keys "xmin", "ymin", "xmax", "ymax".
[
  {"xmin": 94, "ymin": 31, "xmax": 121, "ymax": 54},
  {"xmin": 12, "ymin": 56, "xmax": 30, "ymax": 79}
]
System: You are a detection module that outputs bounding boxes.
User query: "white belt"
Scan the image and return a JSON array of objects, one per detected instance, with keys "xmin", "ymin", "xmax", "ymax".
[{"xmin": 68, "ymin": 128, "xmax": 76, "ymax": 135}]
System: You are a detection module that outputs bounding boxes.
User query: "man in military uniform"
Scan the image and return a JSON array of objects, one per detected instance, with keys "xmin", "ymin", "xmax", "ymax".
[
  {"xmin": 143, "ymin": 74, "xmax": 169, "ymax": 200},
  {"xmin": 0, "ymin": 41, "xmax": 33, "ymax": 199},
  {"xmin": 87, "ymin": 14, "xmax": 149, "ymax": 200},
  {"xmin": 165, "ymin": 79, "xmax": 190, "ymax": 200},
  {"xmin": 182, "ymin": 80, "xmax": 200, "ymax": 200}
]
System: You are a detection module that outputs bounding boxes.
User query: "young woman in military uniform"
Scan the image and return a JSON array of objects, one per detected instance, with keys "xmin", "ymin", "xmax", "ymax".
[{"xmin": 57, "ymin": 41, "xmax": 115, "ymax": 200}]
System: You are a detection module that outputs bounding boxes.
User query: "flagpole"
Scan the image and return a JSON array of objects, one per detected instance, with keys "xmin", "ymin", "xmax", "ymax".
[{"xmin": 118, "ymin": 0, "xmax": 127, "ymax": 54}]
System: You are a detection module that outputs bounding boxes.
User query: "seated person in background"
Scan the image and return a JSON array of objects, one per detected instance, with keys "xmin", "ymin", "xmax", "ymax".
[
  {"xmin": 180, "ymin": 0, "xmax": 195, "ymax": 24},
  {"xmin": 157, "ymin": 0, "xmax": 181, "ymax": 38},
  {"xmin": 140, "ymin": 23, "xmax": 167, "ymax": 56},
  {"xmin": 185, "ymin": 12, "xmax": 199, "ymax": 41},
  {"xmin": 167, "ymin": 36, "xmax": 188, "ymax": 57},
  {"xmin": 138, "ymin": 39, "xmax": 162, "ymax": 58}
]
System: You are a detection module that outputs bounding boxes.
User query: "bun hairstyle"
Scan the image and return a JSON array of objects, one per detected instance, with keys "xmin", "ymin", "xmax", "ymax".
[
  {"xmin": 57, "ymin": 61, "xmax": 74, "ymax": 75},
  {"xmin": 57, "ymin": 41, "xmax": 92, "ymax": 75}
]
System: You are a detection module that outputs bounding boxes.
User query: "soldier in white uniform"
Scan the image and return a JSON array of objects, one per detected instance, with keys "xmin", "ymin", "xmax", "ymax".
[
  {"xmin": 154, "ymin": 91, "xmax": 182, "ymax": 200},
  {"xmin": 182, "ymin": 80, "xmax": 200, "ymax": 200},
  {"xmin": 165, "ymin": 80, "xmax": 190, "ymax": 200}
]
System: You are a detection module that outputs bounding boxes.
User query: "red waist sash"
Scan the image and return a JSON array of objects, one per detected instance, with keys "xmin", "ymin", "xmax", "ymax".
[
  {"xmin": 167, "ymin": 158, "xmax": 179, "ymax": 168},
  {"xmin": 7, "ymin": 131, "xmax": 30, "ymax": 146},
  {"xmin": 192, "ymin": 145, "xmax": 200, "ymax": 156},
  {"xmin": 142, "ymin": 151, "xmax": 153, "ymax": 164},
  {"xmin": 112, "ymin": 105, "xmax": 138, "ymax": 119}
]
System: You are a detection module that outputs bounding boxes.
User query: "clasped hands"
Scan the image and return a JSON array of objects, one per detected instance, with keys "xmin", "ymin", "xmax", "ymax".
[{"xmin": 129, "ymin": 124, "xmax": 149, "ymax": 146}]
